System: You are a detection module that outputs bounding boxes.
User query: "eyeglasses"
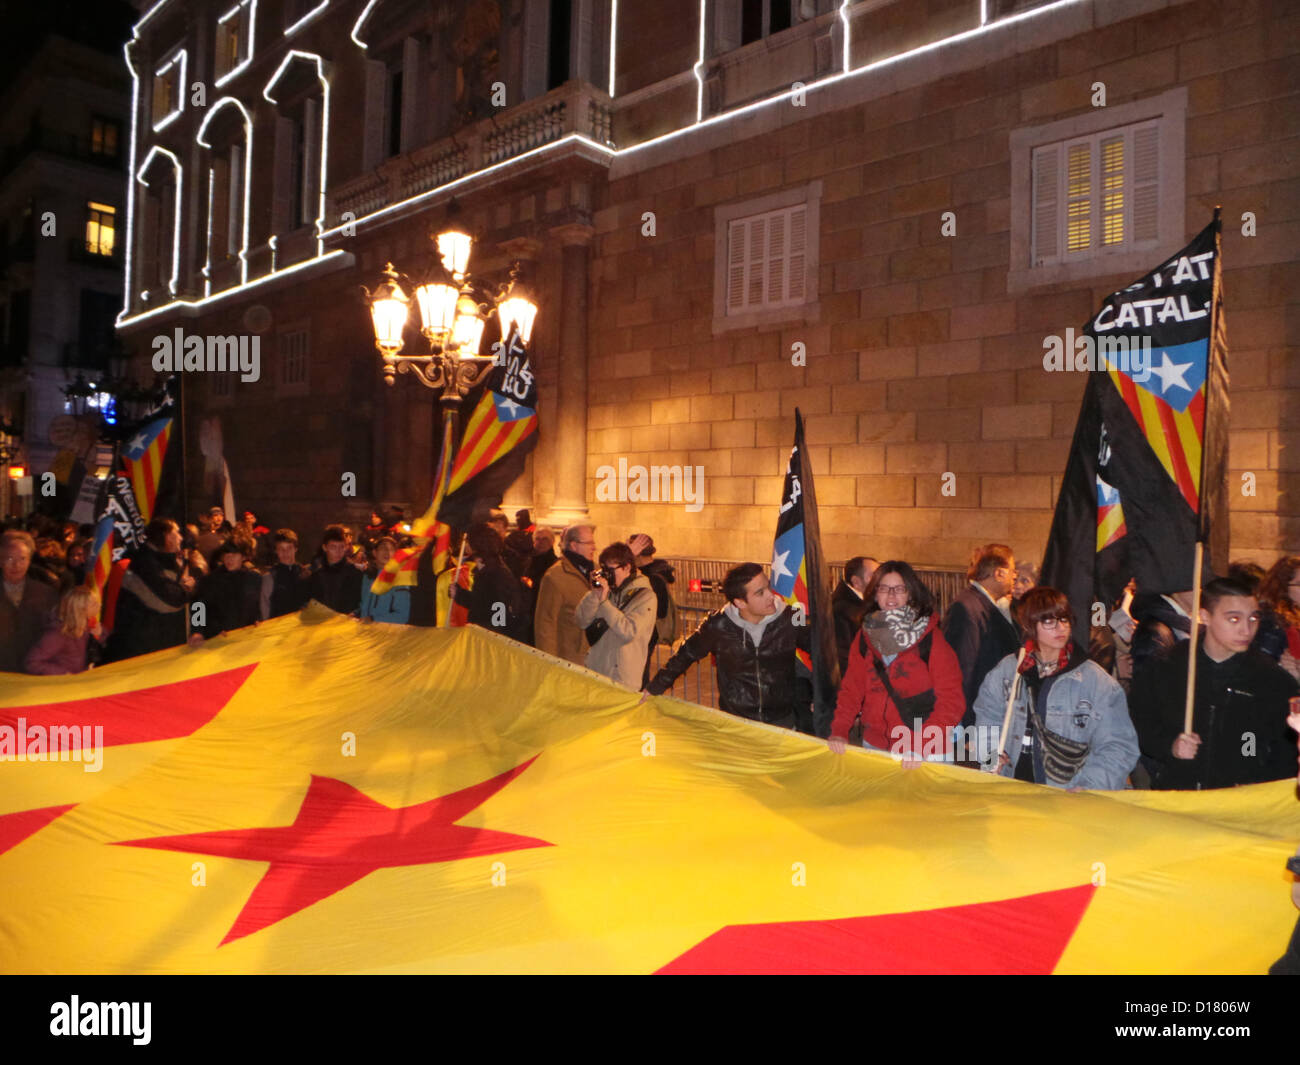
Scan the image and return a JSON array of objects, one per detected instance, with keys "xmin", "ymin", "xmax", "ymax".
[
  {"xmin": 877, "ymin": 583, "xmax": 908, "ymax": 599},
  {"xmin": 1039, "ymin": 617, "xmax": 1072, "ymax": 629}
]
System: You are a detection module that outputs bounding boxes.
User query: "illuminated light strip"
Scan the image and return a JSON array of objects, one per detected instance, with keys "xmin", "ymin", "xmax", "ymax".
[
  {"xmin": 694, "ymin": 0, "xmax": 707, "ymax": 122},
  {"xmin": 619, "ymin": 0, "xmax": 1090, "ymax": 160},
  {"xmin": 268, "ymin": 234, "xmax": 278, "ymax": 272},
  {"xmin": 609, "ymin": 0, "xmax": 618, "ymax": 98},
  {"xmin": 350, "ymin": 0, "xmax": 380, "ymax": 49},
  {"xmin": 202, "ymin": 166, "xmax": 214, "ymax": 296},
  {"xmin": 196, "ymin": 97, "xmax": 255, "ymax": 285},
  {"xmin": 981, "ymin": 0, "xmax": 989, "ymax": 27},
  {"xmin": 117, "ymin": 250, "xmax": 350, "ymax": 329},
  {"xmin": 151, "ymin": 50, "xmax": 187, "ymax": 132},
  {"xmin": 119, "ymin": 41, "xmax": 142, "ymax": 324},
  {"xmin": 317, "ymin": 133, "xmax": 615, "ymax": 240},
  {"xmin": 285, "ymin": 0, "xmax": 328, "ymax": 36},
  {"xmin": 263, "ymin": 50, "xmax": 331, "ymax": 258},
  {"xmin": 839, "ymin": 0, "xmax": 851, "ymax": 72},
  {"xmin": 213, "ymin": 1, "xmax": 258, "ymax": 89},
  {"xmin": 134, "ymin": 145, "xmax": 184, "ymax": 297}
]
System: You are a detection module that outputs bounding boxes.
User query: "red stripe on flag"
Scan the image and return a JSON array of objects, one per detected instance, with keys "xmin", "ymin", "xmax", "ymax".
[
  {"xmin": 0, "ymin": 664, "xmax": 257, "ymax": 747},
  {"xmin": 0, "ymin": 804, "xmax": 77, "ymax": 857},
  {"xmin": 1153, "ymin": 396, "xmax": 1198, "ymax": 512}
]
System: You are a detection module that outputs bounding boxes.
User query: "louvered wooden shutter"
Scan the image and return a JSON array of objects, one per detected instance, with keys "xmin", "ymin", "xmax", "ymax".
[
  {"xmin": 1131, "ymin": 122, "xmax": 1159, "ymax": 243},
  {"xmin": 1031, "ymin": 144, "xmax": 1060, "ymax": 265},
  {"xmin": 727, "ymin": 218, "xmax": 747, "ymax": 313},
  {"xmin": 787, "ymin": 205, "xmax": 806, "ymax": 301}
]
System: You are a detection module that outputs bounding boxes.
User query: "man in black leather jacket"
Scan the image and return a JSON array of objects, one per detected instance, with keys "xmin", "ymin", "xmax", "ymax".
[{"xmin": 644, "ymin": 562, "xmax": 810, "ymax": 728}]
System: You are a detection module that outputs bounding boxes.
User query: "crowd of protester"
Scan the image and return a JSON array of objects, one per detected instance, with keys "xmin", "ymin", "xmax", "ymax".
[
  {"xmin": 3, "ymin": 510, "xmax": 1298, "ymax": 798},
  {"xmin": 3, "ymin": 509, "xmax": 1298, "ymax": 968}
]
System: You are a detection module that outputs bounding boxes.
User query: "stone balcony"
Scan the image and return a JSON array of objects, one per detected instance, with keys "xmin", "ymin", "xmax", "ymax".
[{"xmin": 331, "ymin": 81, "xmax": 615, "ymax": 226}]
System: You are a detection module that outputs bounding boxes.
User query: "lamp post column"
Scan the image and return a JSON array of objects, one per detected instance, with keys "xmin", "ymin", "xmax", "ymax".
[{"xmin": 548, "ymin": 223, "xmax": 594, "ymax": 526}]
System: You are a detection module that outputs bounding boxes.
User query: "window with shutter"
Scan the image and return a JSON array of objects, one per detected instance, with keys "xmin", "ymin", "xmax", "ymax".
[
  {"xmin": 713, "ymin": 184, "xmax": 821, "ymax": 332},
  {"xmin": 277, "ymin": 327, "xmax": 310, "ymax": 397},
  {"xmin": 1029, "ymin": 118, "xmax": 1164, "ymax": 267},
  {"xmin": 1011, "ymin": 90, "xmax": 1184, "ymax": 292}
]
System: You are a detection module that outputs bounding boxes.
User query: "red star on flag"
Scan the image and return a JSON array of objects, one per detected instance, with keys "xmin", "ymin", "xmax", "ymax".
[{"xmin": 116, "ymin": 756, "xmax": 552, "ymax": 945}]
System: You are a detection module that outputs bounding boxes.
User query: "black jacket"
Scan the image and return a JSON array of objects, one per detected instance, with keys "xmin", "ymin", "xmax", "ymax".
[
  {"xmin": 107, "ymin": 548, "xmax": 191, "ymax": 662},
  {"xmin": 1130, "ymin": 593, "xmax": 1192, "ymax": 683},
  {"xmin": 0, "ymin": 576, "xmax": 59, "ymax": 672},
  {"xmin": 831, "ymin": 579, "xmax": 868, "ymax": 675},
  {"xmin": 942, "ymin": 585, "xmax": 1020, "ymax": 724},
  {"xmin": 308, "ymin": 560, "xmax": 362, "ymax": 615},
  {"xmin": 1131, "ymin": 638, "xmax": 1299, "ymax": 790},
  {"xmin": 465, "ymin": 558, "xmax": 527, "ymax": 640},
  {"xmin": 263, "ymin": 562, "xmax": 308, "ymax": 619},
  {"xmin": 194, "ymin": 566, "xmax": 261, "ymax": 638},
  {"xmin": 647, "ymin": 606, "xmax": 811, "ymax": 725}
]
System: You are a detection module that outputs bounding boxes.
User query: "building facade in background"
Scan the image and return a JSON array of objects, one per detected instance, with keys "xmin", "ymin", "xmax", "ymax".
[
  {"xmin": 116, "ymin": 0, "xmax": 1297, "ymax": 569},
  {"xmin": 0, "ymin": 34, "xmax": 130, "ymax": 518}
]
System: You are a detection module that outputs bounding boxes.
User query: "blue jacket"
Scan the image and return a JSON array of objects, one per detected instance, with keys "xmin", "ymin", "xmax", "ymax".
[
  {"xmin": 360, "ymin": 585, "xmax": 411, "ymax": 625},
  {"xmin": 973, "ymin": 649, "xmax": 1139, "ymax": 790}
]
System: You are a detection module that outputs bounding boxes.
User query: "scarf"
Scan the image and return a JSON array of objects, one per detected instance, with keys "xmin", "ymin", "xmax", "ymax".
[
  {"xmin": 563, "ymin": 549, "xmax": 595, "ymax": 578},
  {"xmin": 863, "ymin": 605, "xmax": 928, "ymax": 657},
  {"xmin": 1018, "ymin": 638, "xmax": 1075, "ymax": 677}
]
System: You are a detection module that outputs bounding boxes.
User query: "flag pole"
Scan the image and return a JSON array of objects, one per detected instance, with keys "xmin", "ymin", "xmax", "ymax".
[
  {"xmin": 444, "ymin": 534, "xmax": 468, "ymax": 629},
  {"xmin": 1182, "ymin": 207, "xmax": 1223, "ymax": 736},
  {"xmin": 991, "ymin": 647, "xmax": 1027, "ymax": 772}
]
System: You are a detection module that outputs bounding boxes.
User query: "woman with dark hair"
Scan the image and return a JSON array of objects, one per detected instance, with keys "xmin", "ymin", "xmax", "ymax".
[
  {"xmin": 106, "ymin": 518, "xmax": 196, "ymax": 662},
  {"xmin": 1254, "ymin": 556, "xmax": 1300, "ymax": 683},
  {"xmin": 458, "ymin": 523, "xmax": 527, "ymax": 640},
  {"xmin": 827, "ymin": 560, "xmax": 965, "ymax": 764},
  {"xmin": 973, "ymin": 586, "xmax": 1139, "ymax": 790}
]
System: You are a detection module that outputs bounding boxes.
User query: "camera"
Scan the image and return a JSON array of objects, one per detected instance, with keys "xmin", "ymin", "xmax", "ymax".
[{"xmin": 590, "ymin": 570, "xmax": 604, "ymax": 588}]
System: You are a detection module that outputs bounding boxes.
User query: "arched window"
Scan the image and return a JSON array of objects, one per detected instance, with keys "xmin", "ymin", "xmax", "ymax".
[
  {"xmin": 264, "ymin": 52, "xmax": 329, "ymax": 259},
  {"xmin": 135, "ymin": 146, "xmax": 183, "ymax": 300},
  {"xmin": 196, "ymin": 98, "xmax": 254, "ymax": 291}
]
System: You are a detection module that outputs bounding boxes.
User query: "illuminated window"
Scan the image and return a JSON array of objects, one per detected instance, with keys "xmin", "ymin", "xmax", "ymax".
[
  {"xmin": 215, "ymin": 1, "xmax": 253, "ymax": 83},
  {"xmin": 85, "ymin": 202, "xmax": 116, "ymax": 257},
  {"xmin": 1031, "ymin": 119, "xmax": 1159, "ymax": 265},
  {"xmin": 1009, "ymin": 89, "xmax": 1185, "ymax": 292},
  {"xmin": 90, "ymin": 118, "xmax": 121, "ymax": 159}
]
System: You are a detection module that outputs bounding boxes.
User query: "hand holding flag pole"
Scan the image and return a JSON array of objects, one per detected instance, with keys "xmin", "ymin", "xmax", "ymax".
[{"xmin": 990, "ymin": 647, "xmax": 1028, "ymax": 773}]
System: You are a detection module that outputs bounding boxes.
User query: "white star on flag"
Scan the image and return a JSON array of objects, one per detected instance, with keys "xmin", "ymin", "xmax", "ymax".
[
  {"xmin": 1147, "ymin": 351, "xmax": 1192, "ymax": 395},
  {"xmin": 497, "ymin": 397, "xmax": 520, "ymax": 419},
  {"xmin": 770, "ymin": 549, "xmax": 792, "ymax": 583}
]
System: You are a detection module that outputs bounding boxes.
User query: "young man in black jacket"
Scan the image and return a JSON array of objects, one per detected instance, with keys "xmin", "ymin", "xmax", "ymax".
[
  {"xmin": 307, "ymin": 525, "xmax": 362, "ymax": 616},
  {"xmin": 261, "ymin": 529, "xmax": 308, "ymax": 619},
  {"xmin": 1131, "ymin": 577, "xmax": 1300, "ymax": 790},
  {"xmin": 644, "ymin": 562, "xmax": 810, "ymax": 729}
]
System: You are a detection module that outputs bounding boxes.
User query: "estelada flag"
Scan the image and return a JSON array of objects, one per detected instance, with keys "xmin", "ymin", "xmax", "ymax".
[
  {"xmin": 86, "ymin": 414, "xmax": 175, "ymax": 608},
  {"xmin": 1, "ymin": 610, "xmax": 1296, "ymax": 973},
  {"xmin": 769, "ymin": 409, "xmax": 840, "ymax": 737},
  {"xmin": 370, "ymin": 423, "xmax": 455, "ymax": 596},
  {"xmin": 1041, "ymin": 215, "xmax": 1229, "ymax": 623},
  {"xmin": 436, "ymin": 326, "xmax": 539, "ymax": 530}
]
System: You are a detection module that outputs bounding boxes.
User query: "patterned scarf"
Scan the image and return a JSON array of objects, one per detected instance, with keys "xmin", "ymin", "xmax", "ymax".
[
  {"xmin": 864, "ymin": 606, "xmax": 929, "ymax": 657},
  {"xmin": 1018, "ymin": 638, "xmax": 1074, "ymax": 677}
]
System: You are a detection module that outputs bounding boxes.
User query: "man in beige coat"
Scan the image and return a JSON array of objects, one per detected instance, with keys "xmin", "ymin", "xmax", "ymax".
[
  {"xmin": 534, "ymin": 524, "xmax": 597, "ymax": 665},
  {"xmin": 573, "ymin": 542, "xmax": 657, "ymax": 689}
]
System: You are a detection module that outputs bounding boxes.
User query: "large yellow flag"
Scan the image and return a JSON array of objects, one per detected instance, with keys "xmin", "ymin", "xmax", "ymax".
[{"xmin": 1, "ymin": 607, "xmax": 1296, "ymax": 974}]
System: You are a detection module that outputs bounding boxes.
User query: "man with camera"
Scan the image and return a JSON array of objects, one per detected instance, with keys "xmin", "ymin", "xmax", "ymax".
[{"xmin": 573, "ymin": 541, "xmax": 658, "ymax": 688}]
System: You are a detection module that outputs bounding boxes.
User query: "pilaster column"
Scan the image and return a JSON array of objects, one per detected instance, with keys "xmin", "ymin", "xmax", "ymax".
[{"xmin": 547, "ymin": 222, "xmax": 594, "ymax": 525}]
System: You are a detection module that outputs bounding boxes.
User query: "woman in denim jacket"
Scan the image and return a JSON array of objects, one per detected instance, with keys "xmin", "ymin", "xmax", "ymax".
[{"xmin": 974, "ymin": 586, "xmax": 1139, "ymax": 790}]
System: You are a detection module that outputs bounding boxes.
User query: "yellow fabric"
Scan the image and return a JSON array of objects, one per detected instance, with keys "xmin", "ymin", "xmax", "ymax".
[{"xmin": 1, "ymin": 606, "xmax": 1296, "ymax": 974}]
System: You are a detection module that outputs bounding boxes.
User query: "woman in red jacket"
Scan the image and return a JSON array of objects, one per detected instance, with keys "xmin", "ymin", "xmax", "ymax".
[{"xmin": 827, "ymin": 560, "xmax": 966, "ymax": 766}]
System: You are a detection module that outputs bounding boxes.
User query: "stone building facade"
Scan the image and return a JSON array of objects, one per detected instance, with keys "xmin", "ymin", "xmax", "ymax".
[{"xmin": 116, "ymin": 0, "xmax": 1297, "ymax": 571}]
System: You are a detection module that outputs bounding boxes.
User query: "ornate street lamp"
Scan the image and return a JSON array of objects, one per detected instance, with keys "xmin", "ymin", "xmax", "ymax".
[{"xmin": 363, "ymin": 217, "xmax": 539, "ymax": 510}]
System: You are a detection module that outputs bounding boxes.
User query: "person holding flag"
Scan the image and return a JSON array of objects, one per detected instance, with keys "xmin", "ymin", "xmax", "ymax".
[
  {"xmin": 767, "ymin": 409, "xmax": 840, "ymax": 737},
  {"xmin": 645, "ymin": 562, "xmax": 811, "ymax": 729}
]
